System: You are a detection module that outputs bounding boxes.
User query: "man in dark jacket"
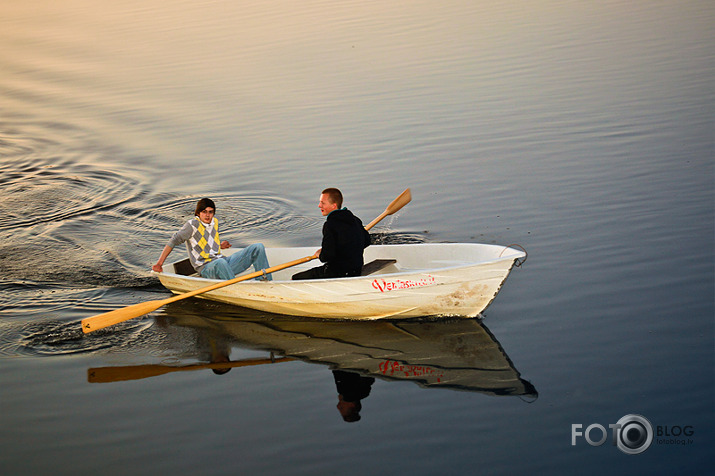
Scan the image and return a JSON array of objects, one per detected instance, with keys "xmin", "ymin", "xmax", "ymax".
[{"xmin": 292, "ymin": 188, "xmax": 370, "ymax": 280}]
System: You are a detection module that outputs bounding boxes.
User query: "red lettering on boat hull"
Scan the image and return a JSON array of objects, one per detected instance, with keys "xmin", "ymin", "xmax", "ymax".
[{"xmin": 371, "ymin": 275, "xmax": 436, "ymax": 292}]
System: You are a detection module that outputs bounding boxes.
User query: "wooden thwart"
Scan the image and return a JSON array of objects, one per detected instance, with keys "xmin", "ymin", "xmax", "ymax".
[{"xmin": 361, "ymin": 259, "xmax": 397, "ymax": 276}]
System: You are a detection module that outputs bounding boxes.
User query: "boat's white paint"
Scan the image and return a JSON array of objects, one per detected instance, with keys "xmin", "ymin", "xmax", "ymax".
[{"xmin": 155, "ymin": 243, "xmax": 525, "ymax": 319}]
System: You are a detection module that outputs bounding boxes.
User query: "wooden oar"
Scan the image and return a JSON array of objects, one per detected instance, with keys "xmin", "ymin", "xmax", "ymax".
[
  {"xmin": 87, "ymin": 356, "xmax": 294, "ymax": 383},
  {"xmin": 81, "ymin": 253, "xmax": 318, "ymax": 333},
  {"xmin": 81, "ymin": 188, "xmax": 411, "ymax": 334}
]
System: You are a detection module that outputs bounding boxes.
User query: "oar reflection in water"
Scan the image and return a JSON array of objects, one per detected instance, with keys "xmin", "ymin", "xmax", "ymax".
[{"xmin": 87, "ymin": 355, "xmax": 294, "ymax": 383}]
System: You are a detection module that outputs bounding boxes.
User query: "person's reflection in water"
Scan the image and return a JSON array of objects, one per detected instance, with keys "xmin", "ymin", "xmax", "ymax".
[
  {"xmin": 332, "ymin": 370, "xmax": 375, "ymax": 422},
  {"xmin": 150, "ymin": 314, "xmax": 234, "ymax": 375},
  {"xmin": 209, "ymin": 337, "xmax": 232, "ymax": 375}
]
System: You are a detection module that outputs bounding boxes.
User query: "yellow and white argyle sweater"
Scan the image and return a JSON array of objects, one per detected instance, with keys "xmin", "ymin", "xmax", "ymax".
[{"xmin": 168, "ymin": 217, "xmax": 223, "ymax": 272}]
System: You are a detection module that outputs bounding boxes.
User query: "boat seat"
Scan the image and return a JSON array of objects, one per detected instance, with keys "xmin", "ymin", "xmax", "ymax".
[
  {"xmin": 173, "ymin": 258, "xmax": 197, "ymax": 276},
  {"xmin": 361, "ymin": 259, "xmax": 397, "ymax": 276}
]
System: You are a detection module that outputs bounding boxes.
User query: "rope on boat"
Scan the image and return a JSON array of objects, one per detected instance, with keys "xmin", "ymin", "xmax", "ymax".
[{"xmin": 501, "ymin": 244, "xmax": 527, "ymax": 267}]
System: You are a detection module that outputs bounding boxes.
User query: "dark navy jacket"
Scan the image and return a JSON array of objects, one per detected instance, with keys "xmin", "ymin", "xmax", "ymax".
[{"xmin": 320, "ymin": 208, "xmax": 371, "ymax": 277}]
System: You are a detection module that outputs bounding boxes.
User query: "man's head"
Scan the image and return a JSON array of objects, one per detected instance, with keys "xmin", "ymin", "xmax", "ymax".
[
  {"xmin": 319, "ymin": 188, "xmax": 342, "ymax": 216},
  {"xmin": 195, "ymin": 198, "xmax": 216, "ymax": 223}
]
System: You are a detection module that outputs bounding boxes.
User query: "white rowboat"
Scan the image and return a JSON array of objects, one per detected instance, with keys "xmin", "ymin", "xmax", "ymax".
[{"xmin": 155, "ymin": 243, "xmax": 526, "ymax": 319}]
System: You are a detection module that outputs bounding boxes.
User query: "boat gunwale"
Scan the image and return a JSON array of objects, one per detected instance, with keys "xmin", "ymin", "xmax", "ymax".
[{"xmin": 153, "ymin": 243, "xmax": 526, "ymax": 285}]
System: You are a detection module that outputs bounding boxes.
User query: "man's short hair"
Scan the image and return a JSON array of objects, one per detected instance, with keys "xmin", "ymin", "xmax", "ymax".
[{"xmin": 321, "ymin": 188, "xmax": 343, "ymax": 208}]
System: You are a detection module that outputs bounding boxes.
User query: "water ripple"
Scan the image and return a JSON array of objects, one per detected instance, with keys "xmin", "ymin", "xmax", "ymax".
[
  {"xmin": 132, "ymin": 193, "xmax": 323, "ymax": 239},
  {"xmin": 0, "ymin": 156, "xmax": 144, "ymax": 230},
  {"xmin": 10, "ymin": 318, "xmax": 155, "ymax": 357},
  {"xmin": 0, "ymin": 120, "xmax": 160, "ymax": 286},
  {"xmin": 0, "ymin": 281, "xmax": 176, "ymax": 357}
]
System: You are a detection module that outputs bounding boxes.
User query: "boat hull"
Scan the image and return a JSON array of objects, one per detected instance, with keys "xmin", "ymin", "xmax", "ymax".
[{"xmin": 155, "ymin": 243, "xmax": 524, "ymax": 319}]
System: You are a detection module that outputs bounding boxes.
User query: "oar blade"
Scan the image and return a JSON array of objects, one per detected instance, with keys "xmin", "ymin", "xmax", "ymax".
[
  {"xmin": 81, "ymin": 299, "xmax": 167, "ymax": 334},
  {"xmin": 385, "ymin": 188, "xmax": 411, "ymax": 215},
  {"xmin": 365, "ymin": 188, "xmax": 411, "ymax": 231},
  {"xmin": 88, "ymin": 364, "xmax": 174, "ymax": 383}
]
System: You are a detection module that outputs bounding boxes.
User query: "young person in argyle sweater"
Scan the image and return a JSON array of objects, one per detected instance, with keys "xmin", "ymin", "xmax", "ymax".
[{"xmin": 152, "ymin": 198, "xmax": 271, "ymax": 280}]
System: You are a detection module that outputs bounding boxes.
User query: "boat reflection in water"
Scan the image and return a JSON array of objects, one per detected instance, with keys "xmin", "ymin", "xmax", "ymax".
[{"xmin": 89, "ymin": 304, "xmax": 537, "ymax": 421}]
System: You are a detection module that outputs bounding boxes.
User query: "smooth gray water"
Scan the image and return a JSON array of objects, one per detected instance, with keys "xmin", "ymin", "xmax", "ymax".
[{"xmin": 1, "ymin": 1, "xmax": 713, "ymax": 475}]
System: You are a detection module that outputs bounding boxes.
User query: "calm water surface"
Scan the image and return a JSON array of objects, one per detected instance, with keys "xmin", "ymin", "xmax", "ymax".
[{"xmin": 1, "ymin": 1, "xmax": 713, "ymax": 475}]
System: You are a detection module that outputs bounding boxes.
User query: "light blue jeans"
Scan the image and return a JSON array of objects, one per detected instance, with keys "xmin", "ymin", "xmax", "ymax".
[{"xmin": 199, "ymin": 243, "xmax": 272, "ymax": 281}]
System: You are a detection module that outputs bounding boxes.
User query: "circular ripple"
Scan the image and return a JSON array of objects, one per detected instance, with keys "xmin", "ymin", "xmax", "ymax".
[
  {"xmin": 371, "ymin": 231, "xmax": 427, "ymax": 245},
  {"xmin": 0, "ymin": 156, "xmax": 144, "ymax": 230},
  {"xmin": 14, "ymin": 318, "xmax": 156, "ymax": 356},
  {"xmin": 140, "ymin": 193, "xmax": 322, "ymax": 239},
  {"xmin": 0, "ymin": 120, "xmax": 156, "ymax": 287}
]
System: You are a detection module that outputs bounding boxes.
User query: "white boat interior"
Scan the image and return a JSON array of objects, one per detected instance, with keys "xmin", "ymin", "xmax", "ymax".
[{"xmin": 166, "ymin": 243, "xmax": 525, "ymax": 281}]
